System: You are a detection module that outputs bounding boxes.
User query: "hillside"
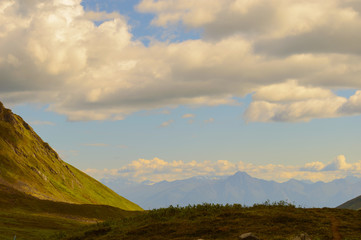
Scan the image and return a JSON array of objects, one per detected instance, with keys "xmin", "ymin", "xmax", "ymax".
[
  {"xmin": 0, "ymin": 101, "xmax": 142, "ymax": 211},
  {"xmin": 337, "ymin": 194, "xmax": 361, "ymax": 210}
]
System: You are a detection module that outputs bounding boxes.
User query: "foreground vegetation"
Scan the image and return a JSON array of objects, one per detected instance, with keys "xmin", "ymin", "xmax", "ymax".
[
  {"xmin": 2, "ymin": 187, "xmax": 361, "ymax": 240},
  {"xmin": 53, "ymin": 201, "xmax": 361, "ymax": 240}
]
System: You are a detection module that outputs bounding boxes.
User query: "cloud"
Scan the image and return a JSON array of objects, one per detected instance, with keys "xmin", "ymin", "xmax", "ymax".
[
  {"xmin": 204, "ymin": 118, "xmax": 214, "ymax": 123},
  {"xmin": 300, "ymin": 161, "xmax": 325, "ymax": 172},
  {"xmin": 58, "ymin": 149, "xmax": 79, "ymax": 160},
  {"xmin": 160, "ymin": 119, "xmax": 174, "ymax": 127},
  {"xmin": 85, "ymin": 155, "xmax": 361, "ymax": 183},
  {"xmin": 118, "ymin": 145, "xmax": 129, "ymax": 149},
  {"xmin": 30, "ymin": 121, "xmax": 55, "ymax": 126},
  {"xmin": 244, "ymin": 97, "xmax": 347, "ymax": 122},
  {"xmin": 252, "ymin": 80, "xmax": 335, "ymax": 102},
  {"xmin": 82, "ymin": 143, "xmax": 108, "ymax": 147},
  {"xmin": 244, "ymin": 80, "xmax": 361, "ymax": 122},
  {"xmin": 137, "ymin": 0, "xmax": 361, "ymax": 42},
  {"xmin": 322, "ymin": 155, "xmax": 353, "ymax": 171},
  {"xmin": 182, "ymin": 113, "xmax": 195, "ymax": 118},
  {"xmin": 1, "ymin": 0, "xmax": 361, "ymax": 122},
  {"xmin": 340, "ymin": 91, "xmax": 361, "ymax": 115}
]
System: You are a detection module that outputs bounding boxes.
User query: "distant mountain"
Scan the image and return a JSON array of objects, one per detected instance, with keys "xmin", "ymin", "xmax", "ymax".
[
  {"xmin": 103, "ymin": 171, "xmax": 361, "ymax": 209},
  {"xmin": 0, "ymin": 101, "xmax": 142, "ymax": 211},
  {"xmin": 337, "ymin": 194, "xmax": 361, "ymax": 210}
]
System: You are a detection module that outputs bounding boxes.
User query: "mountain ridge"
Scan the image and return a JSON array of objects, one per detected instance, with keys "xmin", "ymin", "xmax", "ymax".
[
  {"xmin": 103, "ymin": 171, "xmax": 361, "ymax": 209},
  {"xmin": 337, "ymin": 194, "xmax": 361, "ymax": 210}
]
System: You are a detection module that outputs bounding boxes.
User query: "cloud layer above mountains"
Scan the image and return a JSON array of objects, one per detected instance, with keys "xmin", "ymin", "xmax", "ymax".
[
  {"xmin": 85, "ymin": 155, "xmax": 361, "ymax": 183},
  {"xmin": 1, "ymin": 0, "xmax": 361, "ymax": 121}
]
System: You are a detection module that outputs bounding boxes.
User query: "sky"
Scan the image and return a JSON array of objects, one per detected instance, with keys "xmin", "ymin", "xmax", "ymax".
[{"xmin": 2, "ymin": 0, "xmax": 361, "ymax": 183}]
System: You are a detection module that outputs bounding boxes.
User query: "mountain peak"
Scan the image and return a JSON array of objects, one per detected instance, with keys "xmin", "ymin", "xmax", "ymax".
[{"xmin": 233, "ymin": 171, "xmax": 251, "ymax": 178}]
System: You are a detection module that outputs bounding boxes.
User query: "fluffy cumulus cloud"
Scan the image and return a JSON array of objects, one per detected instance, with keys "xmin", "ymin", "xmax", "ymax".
[
  {"xmin": 244, "ymin": 80, "xmax": 349, "ymax": 122},
  {"xmin": 137, "ymin": 0, "xmax": 361, "ymax": 43},
  {"xmin": 85, "ymin": 155, "xmax": 361, "ymax": 183},
  {"xmin": 1, "ymin": 0, "xmax": 361, "ymax": 121}
]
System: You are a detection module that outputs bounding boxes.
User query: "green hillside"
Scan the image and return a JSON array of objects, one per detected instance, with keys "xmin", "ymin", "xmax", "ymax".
[
  {"xmin": 337, "ymin": 194, "xmax": 361, "ymax": 210},
  {"xmin": 0, "ymin": 101, "xmax": 142, "ymax": 211}
]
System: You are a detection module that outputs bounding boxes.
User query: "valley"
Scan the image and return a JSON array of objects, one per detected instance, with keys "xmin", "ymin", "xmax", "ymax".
[{"xmin": 1, "ymin": 101, "xmax": 361, "ymax": 240}]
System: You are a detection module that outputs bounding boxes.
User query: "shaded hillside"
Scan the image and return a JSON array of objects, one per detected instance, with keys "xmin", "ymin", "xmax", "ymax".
[
  {"xmin": 0, "ymin": 101, "xmax": 141, "ymax": 211},
  {"xmin": 337, "ymin": 194, "xmax": 361, "ymax": 210},
  {"xmin": 0, "ymin": 183, "xmax": 141, "ymax": 240},
  {"xmin": 56, "ymin": 203, "xmax": 361, "ymax": 240}
]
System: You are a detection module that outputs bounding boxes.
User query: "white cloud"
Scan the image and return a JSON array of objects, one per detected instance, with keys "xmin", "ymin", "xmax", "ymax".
[
  {"xmin": 245, "ymin": 97, "xmax": 348, "ymax": 122},
  {"xmin": 204, "ymin": 118, "xmax": 214, "ymax": 123},
  {"xmin": 252, "ymin": 80, "xmax": 334, "ymax": 102},
  {"xmin": 1, "ymin": 0, "xmax": 361, "ymax": 122},
  {"xmin": 322, "ymin": 155, "xmax": 353, "ymax": 171},
  {"xmin": 244, "ymin": 80, "xmax": 361, "ymax": 122},
  {"xmin": 300, "ymin": 161, "xmax": 325, "ymax": 172},
  {"xmin": 160, "ymin": 119, "xmax": 174, "ymax": 127},
  {"xmin": 30, "ymin": 121, "xmax": 56, "ymax": 126},
  {"xmin": 137, "ymin": 0, "xmax": 361, "ymax": 42},
  {"xmin": 182, "ymin": 113, "xmax": 195, "ymax": 119},
  {"xmin": 340, "ymin": 91, "xmax": 361, "ymax": 115},
  {"xmin": 118, "ymin": 145, "xmax": 129, "ymax": 149},
  {"xmin": 85, "ymin": 155, "xmax": 361, "ymax": 183},
  {"xmin": 82, "ymin": 143, "xmax": 108, "ymax": 147}
]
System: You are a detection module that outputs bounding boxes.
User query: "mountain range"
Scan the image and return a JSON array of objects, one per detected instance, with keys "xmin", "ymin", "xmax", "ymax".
[{"xmin": 102, "ymin": 171, "xmax": 361, "ymax": 209}]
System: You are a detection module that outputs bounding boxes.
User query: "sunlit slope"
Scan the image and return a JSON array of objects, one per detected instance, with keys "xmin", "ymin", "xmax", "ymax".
[
  {"xmin": 0, "ymin": 101, "xmax": 142, "ymax": 211},
  {"xmin": 337, "ymin": 194, "xmax": 361, "ymax": 210}
]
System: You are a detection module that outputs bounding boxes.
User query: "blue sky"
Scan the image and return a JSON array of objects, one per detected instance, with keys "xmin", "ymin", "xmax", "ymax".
[{"xmin": 3, "ymin": 0, "xmax": 361, "ymax": 182}]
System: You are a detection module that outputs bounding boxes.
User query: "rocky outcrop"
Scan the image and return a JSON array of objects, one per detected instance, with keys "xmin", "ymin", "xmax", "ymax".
[
  {"xmin": 239, "ymin": 232, "xmax": 260, "ymax": 240},
  {"xmin": 0, "ymin": 101, "xmax": 16, "ymax": 124}
]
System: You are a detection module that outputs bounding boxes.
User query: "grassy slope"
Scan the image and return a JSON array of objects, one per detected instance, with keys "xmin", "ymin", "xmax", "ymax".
[
  {"xmin": 337, "ymin": 194, "xmax": 361, "ymax": 210},
  {"xmin": 56, "ymin": 203, "xmax": 361, "ymax": 240},
  {"xmin": 0, "ymin": 101, "xmax": 142, "ymax": 211},
  {"xmin": 0, "ymin": 184, "xmax": 141, "ymax": 240}
]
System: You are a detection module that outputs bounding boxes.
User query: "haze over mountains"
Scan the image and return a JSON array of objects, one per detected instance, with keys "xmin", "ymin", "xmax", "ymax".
[{"xmin": 102, "ymin": 171, "xmax": 361, "ymax": 210}]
